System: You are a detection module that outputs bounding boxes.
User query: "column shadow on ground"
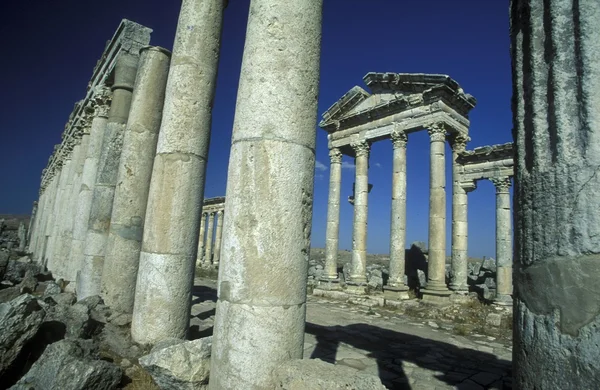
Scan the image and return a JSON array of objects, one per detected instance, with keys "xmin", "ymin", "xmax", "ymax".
[{"xmin": 306, "ymin": 322, "xmax": 512, "ymax": 390}]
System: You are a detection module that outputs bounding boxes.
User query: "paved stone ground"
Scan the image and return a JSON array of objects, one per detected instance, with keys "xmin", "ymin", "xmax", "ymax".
[{"xmin": 190, "ymin": 277, "xmax": 512, "ymax": 390}]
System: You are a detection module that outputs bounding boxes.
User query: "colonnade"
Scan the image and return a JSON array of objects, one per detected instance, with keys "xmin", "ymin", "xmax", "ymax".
[{"xmin": 196, "ymin": 198, "xmax": 225, "ymax": 267}]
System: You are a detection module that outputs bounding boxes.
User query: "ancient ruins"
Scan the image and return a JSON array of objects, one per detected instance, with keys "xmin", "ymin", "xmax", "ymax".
[{"xmin": 4, "ymin": 0, "xmax": 598, "ymax": 388}]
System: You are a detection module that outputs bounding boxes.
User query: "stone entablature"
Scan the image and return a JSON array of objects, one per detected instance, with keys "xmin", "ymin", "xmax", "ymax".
[
  {"xmin": 320, "ymin": 73, "xmax": 477, "ymax": 156},
  {"xmin": 202, "ymin": 196, "xmax": 225, "ymax": 213},
  {"xmin": 457, "ymin": 142, "xmax": 514, "ymax": 188},
  {"xmin": 39, "ymin": 19, "xmax": 152, "ymax": 193}
]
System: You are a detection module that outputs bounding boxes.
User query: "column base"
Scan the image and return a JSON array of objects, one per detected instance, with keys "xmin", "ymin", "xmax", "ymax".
[
  {"xmin": 493, "ymin": 294, "xmax": 513, "ymax": 306},
  {"xmin": 344, "ymin": 282, "xmax": 367, "ymax": 295},
  {"xmin": 421, "ymin": 288, "xmax": 452, "ymax": 304},
  {"xmin": 383, "ymin": 285, "xmax": 410, "ymax": 300},
  {"xmin": 449, "ymin": 282, "xmax": 469, "ymax": 293},
  {"xmin": 318, "ymin": 277, "xmax": 341, "ymax": 290}
]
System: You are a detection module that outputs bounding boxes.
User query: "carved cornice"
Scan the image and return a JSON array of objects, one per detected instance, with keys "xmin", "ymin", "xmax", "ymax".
[
  {"xmin": 390, "ymin": 127, "xmax": 408, "ymax": 149},
  {"xmin": 490, "ymin": 177, "xmax": 511, "ymax": 192},
  {"xmin": 426, "ymin": 122, "xmax": 448, "ymax": 142},
  {"xmin": 350, "ymin": 141, "xmax": 370, "ymax": 158},
  {"xmin": 92, "ymin": 85, "xmax": 112, "ymax": 118},
  {"xmin": 329, "ymin": 148, "xmax": 343, "ymax": 164}
]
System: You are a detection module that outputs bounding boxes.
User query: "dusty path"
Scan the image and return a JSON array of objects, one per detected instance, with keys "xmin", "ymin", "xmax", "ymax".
[{"xmin": 191, "ymin": 277, "xmax": 512, "ymax": 390}]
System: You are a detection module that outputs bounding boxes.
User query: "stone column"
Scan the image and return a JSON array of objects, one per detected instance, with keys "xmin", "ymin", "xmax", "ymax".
[
  {"xmin": 39, "ymin": 170, "xmax": 60, "ymax": 263},
  {"xmin": 131, "ymin": 0, "xmax": 225, "ymax": 345},
  {"xmin": 204, "ymin": 212, "xmax": 215, "ymax": 263},
  {"xmin": 196, "ymin": 212, "xmax": 206, "ymax": 265},
  {"xmin": 512, "ymin": 0, "xmax": 600, "ymax": 387},
  {"xmin": 26, "ymin": 201, "xmax": 38, "ymax": 250},
  {"xmin": 102, "ymin": 46, "xmax": 171, "ymax": 314},
  {"xmin": 79, "ymin": 53, "xmax": 139, "ymax": 300},
  {"xmin": 18, "ymin": 222, "xmax": 26, "ymax": 252},
  {"xmin": 212, "ymin": 210, "xmax": 224, "ymax": 265},
  {"xmin": 423, "ymin": 123, "xmax": 450, "ymax": 300},
  {"xmin": 449, "ymin": 134, "xmax": 471, "ymax": 293},
  {"xmin": 47, "ymin": 148, "xmax": 73, "ymax": 273},
  {"xmin": 491, "ymin": 177, "xmax": 512, "ymax": 305},
  {"xmin": 348, "ymin": 140, "xmax": 370, "ymax": 289},
  {"xmin": 71, "ymin": 88, "xmax": 111, "ymax": 290},
  {"xmin": 209, "ymin": 0, "xmax": 322, "ymax": 387},
  {"xmin": 321, "ymin": 147, "xmax": 342, "ymax": 284},
  {"xmin": 385, "ymin": 126, "xmax": 409, "ymax": 298}
]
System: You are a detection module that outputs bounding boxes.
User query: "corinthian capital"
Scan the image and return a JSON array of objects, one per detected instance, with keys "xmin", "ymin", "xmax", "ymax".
[
  {"xmin": 491, "ymin": 176, "xmax": 511, "ymax": 192},
  {"xmin": 350, "ymin": 141, "xmax": 370, "ymax": 158},
  {"xmin": 390, "ymin": 126, "xmax": 408, "ymax": 149},
  {"xmin": 449, "ymin": 133, "xmax": 470, "ymax": 152},
  {"xmin": 92, "ymin": 85, "xmax": 112, "ymax": 118},
  {"xmin": 329, "ymin": 148, "xmax": 342, "ymax": 164},
  {"xmin": 426, "ymin": 122, "xmax": 448, "ymax": 143}
]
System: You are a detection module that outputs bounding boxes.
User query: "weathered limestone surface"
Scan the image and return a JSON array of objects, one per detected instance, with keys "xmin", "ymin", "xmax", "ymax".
[
  {"xmin": 511, "ymin": 0, "xmax": 600, "ymax": 387},
  {"xmin": 102, "ymin": 46, "xmax": 171, "ymax": 314},
  {"xmin": 209, "ymin": 0, "xmax": 323, "ymax": 388},
  {"xmin": 423, "ymin": 123, "xmax": 449, "ymax": 295},
  {"xmin": 196, "ymin": 213, "xmax": 206, "ymax": 265},
  {"xmin": 46, "ymin": 153, "xmax": 72, "ymax": 272},
  {"xmin": 132, "ymin": 0, "xmax": 225, "ymax": 344},
  {"xmin": 322, "ymin": 148, "xmax": 342, "ymax": 282},
  {"xmin": 204, "ymin": 212, "xmax": 215, "ymax": 263},
  {"xmin": 386, "ymin": 126, "xmax": 409, "ymax": 294},
  {"xmin": 492, "ymin": 177, "xmax": 512, "ymax": 305},
  {"xmin": 79, "ymin": 53, "xmax": 139, "ymax": 300},
  {"xmin": 71, "ymin": 88, "xmax": 111, "ymax": 288},
  {"xmin": 349, "ymin": 141, "xmax": 370, "ymax": 286},
  {"xmin": 212, "ymin": 210, "xmax": 223, "ymax": 265}
]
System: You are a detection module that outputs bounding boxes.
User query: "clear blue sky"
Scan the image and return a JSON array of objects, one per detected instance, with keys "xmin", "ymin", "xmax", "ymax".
[{"xmin": 0, "ymin": 0, "xmax": 512, "ymax": 258}]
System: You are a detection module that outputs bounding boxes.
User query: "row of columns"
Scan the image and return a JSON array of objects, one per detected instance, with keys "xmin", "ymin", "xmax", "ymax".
[
  {"xmin": 322, "ymin": 123, "xmax": 513, "ymax": 303},
  {"xmin": 197, "ymin": 209, "xmax": 224, "ymax": 266}
]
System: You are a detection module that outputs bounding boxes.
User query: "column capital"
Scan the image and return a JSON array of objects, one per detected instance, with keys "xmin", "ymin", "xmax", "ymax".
[
  {"xmin": 329, "ymin": 148, "xmax": 343, "ymax": 164},
  {"xmin": 91, "ymin": 85, "xmax": 112, "ymax": 118},
  {"xmin": 448, "ymin": 133, "xmax": 470, "ymax": 152},
  {"xmin": 460, "ymin": 180, "xmax": 477, "ymax": 193},
  {"xmin": 217, "ymin": 209, "xmax": 224, "ymax": 217},
  {"xmin": 350, "ymin": 140, "xmax": 370, "ymax": 158},
  {"xmin": 390, "ymin": 127, "xmax": 408, "ymax": 149},
  {"xmin": 426, "ymin": 122, "xmax": 448, "ymax": 142},
  {"xmin": 491, "ymin": 176, "xmax": 511, "ymax": 192}
]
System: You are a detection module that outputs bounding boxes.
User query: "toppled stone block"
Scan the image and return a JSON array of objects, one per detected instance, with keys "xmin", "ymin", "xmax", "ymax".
[
  {"xmin": 274, "ymin": 359, "xmax": 387, "ymax": 390},
  {"xmin": 4, "ymin": 261, "xmax": 42, "ymax": 284},
  {"xmin": 0, "ymin": 294, "xmax": 45, "ymax": 376},
  {"xmin": 139, "ymin": 336, "xmax": 212, "ymax": 390},
  {"xmin": 43, "ymin": 300, "xmax": 98, "ymax": 339},
  {"xmin": 417, "ymin": 269, "xmax": 427, "ymax": 288},
  {"xmin": 10, "ymin": 339, "xmax": 122, "ymax": 390},
  {"xmin": 486, "ymin": 313, "xmax": 503, "ymax": 327},
  {"xmin": 0, "ymin": 251, "xmax": 9, "ymax": 279},
  {"xmin": 42, "ymin": 281, "xmax": 62, "ymax": 297},
  {"xmin": 481, "ymin": 257, "xmax": 496, "ymax": 272}
]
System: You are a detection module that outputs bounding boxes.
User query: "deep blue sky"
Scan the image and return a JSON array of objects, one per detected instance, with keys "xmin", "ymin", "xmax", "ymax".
[{"xmin": 0, "ymin": 0, "xmax": 512, "ymax": 258}]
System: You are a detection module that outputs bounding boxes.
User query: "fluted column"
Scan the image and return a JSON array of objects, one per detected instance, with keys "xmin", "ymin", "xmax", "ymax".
[
  {"xmin": 71, "ymin": 87, "xmax": 111, "ymax": 289},
  {"xmin": 348, "ymin": 140, "xmax": 370, "ymax": 288},
  {"xmin": 212, "ymin": 210, "xmax": 224, "ymax": 265},
  {"xmin": 385, "ymin": 127, "xmax": 409, "ymax": 298},
  {"xmin": 321, "ymin": 147, "xmax": 342, "ymax": 283},
  {"xmin": 102, "ymin": 46, "xmax": 171, "ymax": 314},
  {"xmin": 79, "ymin": 53, "xmax": 139, "ymax": 300},
  {"xmin": 449, "ymin": 134, "xmax": 471, "ymax": 293},
  {"xmin": 423, "ymin": 123, "xmax": 450, "ymax": 298},
  {"xmin": 209, "ymin": 0, "xmax": 322, "ymax": 387},
  {"xmin": 47, "ymin": 147, "xmax": 73, "ymax": 273},
  {"xmin": 512, "ymin": 0, "xmax": 600, "ymax": 386},
  {"xmin": 204, "ymin": 212, "xmax": 215, "ymax": 263},
  {"xmin": 132, "ymin": 0, "xmax": 226, "ymax": 344},
  {"xmin": 491, "ymin": 177, "xmax": 512, "ymax": 305},
  {"xmin": 196, "ymin": 212, "xmax": 207, "ymax": 265}
]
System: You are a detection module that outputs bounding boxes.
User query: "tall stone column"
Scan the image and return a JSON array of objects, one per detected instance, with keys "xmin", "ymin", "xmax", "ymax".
[
  {"xmin": 321, "ymin": 147, "xmax": 342, "ymax": 283},
  {"xmin": 29, "ymin": 199, "xmax": 42, "ymax": 255},
  {"xmin": 26, "ymin": 201, "xmax": 38, "ymax": 250},
  {"xmin": 132, "ymin": 0, "xmax": 225, "ymax": 344},
  {"xmin": 212, "ymin": 210, "xmax": 224, "ymax": 266},
  {"xmin": 102, "ymin": 46, "xmax": 171, "ymax": 314},
  {"xmin": 47, "ymin": 148, "xmax": 73, "ymax": 273},
  {"xmin": 385, "ymin": 126, "xmax": 409, "ymax": 298},
  {"xmin": 40, "ymin": 169, "xmax": 61, "ymax": 263},
  {"xmin": 196, "ymin": 212, "xmax": 206, "ymax": 265},
  {"xmin": 491, "ymin": 177, "xmax": 512, "ymax": 305},
  {"xmin": 71, "ymin": 88, "xmax": 111, "ymax": 289},
  {"xmin": 511, "ymin": 0, "xmax": 600, "ymax": 387},
  {"xmin": 348, "ymin": 140, "xmax": 370, "ymax": 289},
  {"xmin": 79, "ymin": 53, "xmax": 139, "ymax": 300},
  {"xmin": 423, "ymin": 123, "xmax": 450, "ymax": 299},
  {"xmin": 209, "ymin": 0, "xmax": 322, "ymax": 387},
  {"xmin": 449, "ymin": 134, "xmax": 471, "ymax": 293},
  {"xmin": 204, "ymin": 212, "xmax": 215, "ymax": 263}
]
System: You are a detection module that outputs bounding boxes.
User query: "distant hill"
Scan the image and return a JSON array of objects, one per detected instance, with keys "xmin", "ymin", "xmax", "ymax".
[{"xmin": 0, "ymin": 214, "xmax": 30, "ymax": 230}]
